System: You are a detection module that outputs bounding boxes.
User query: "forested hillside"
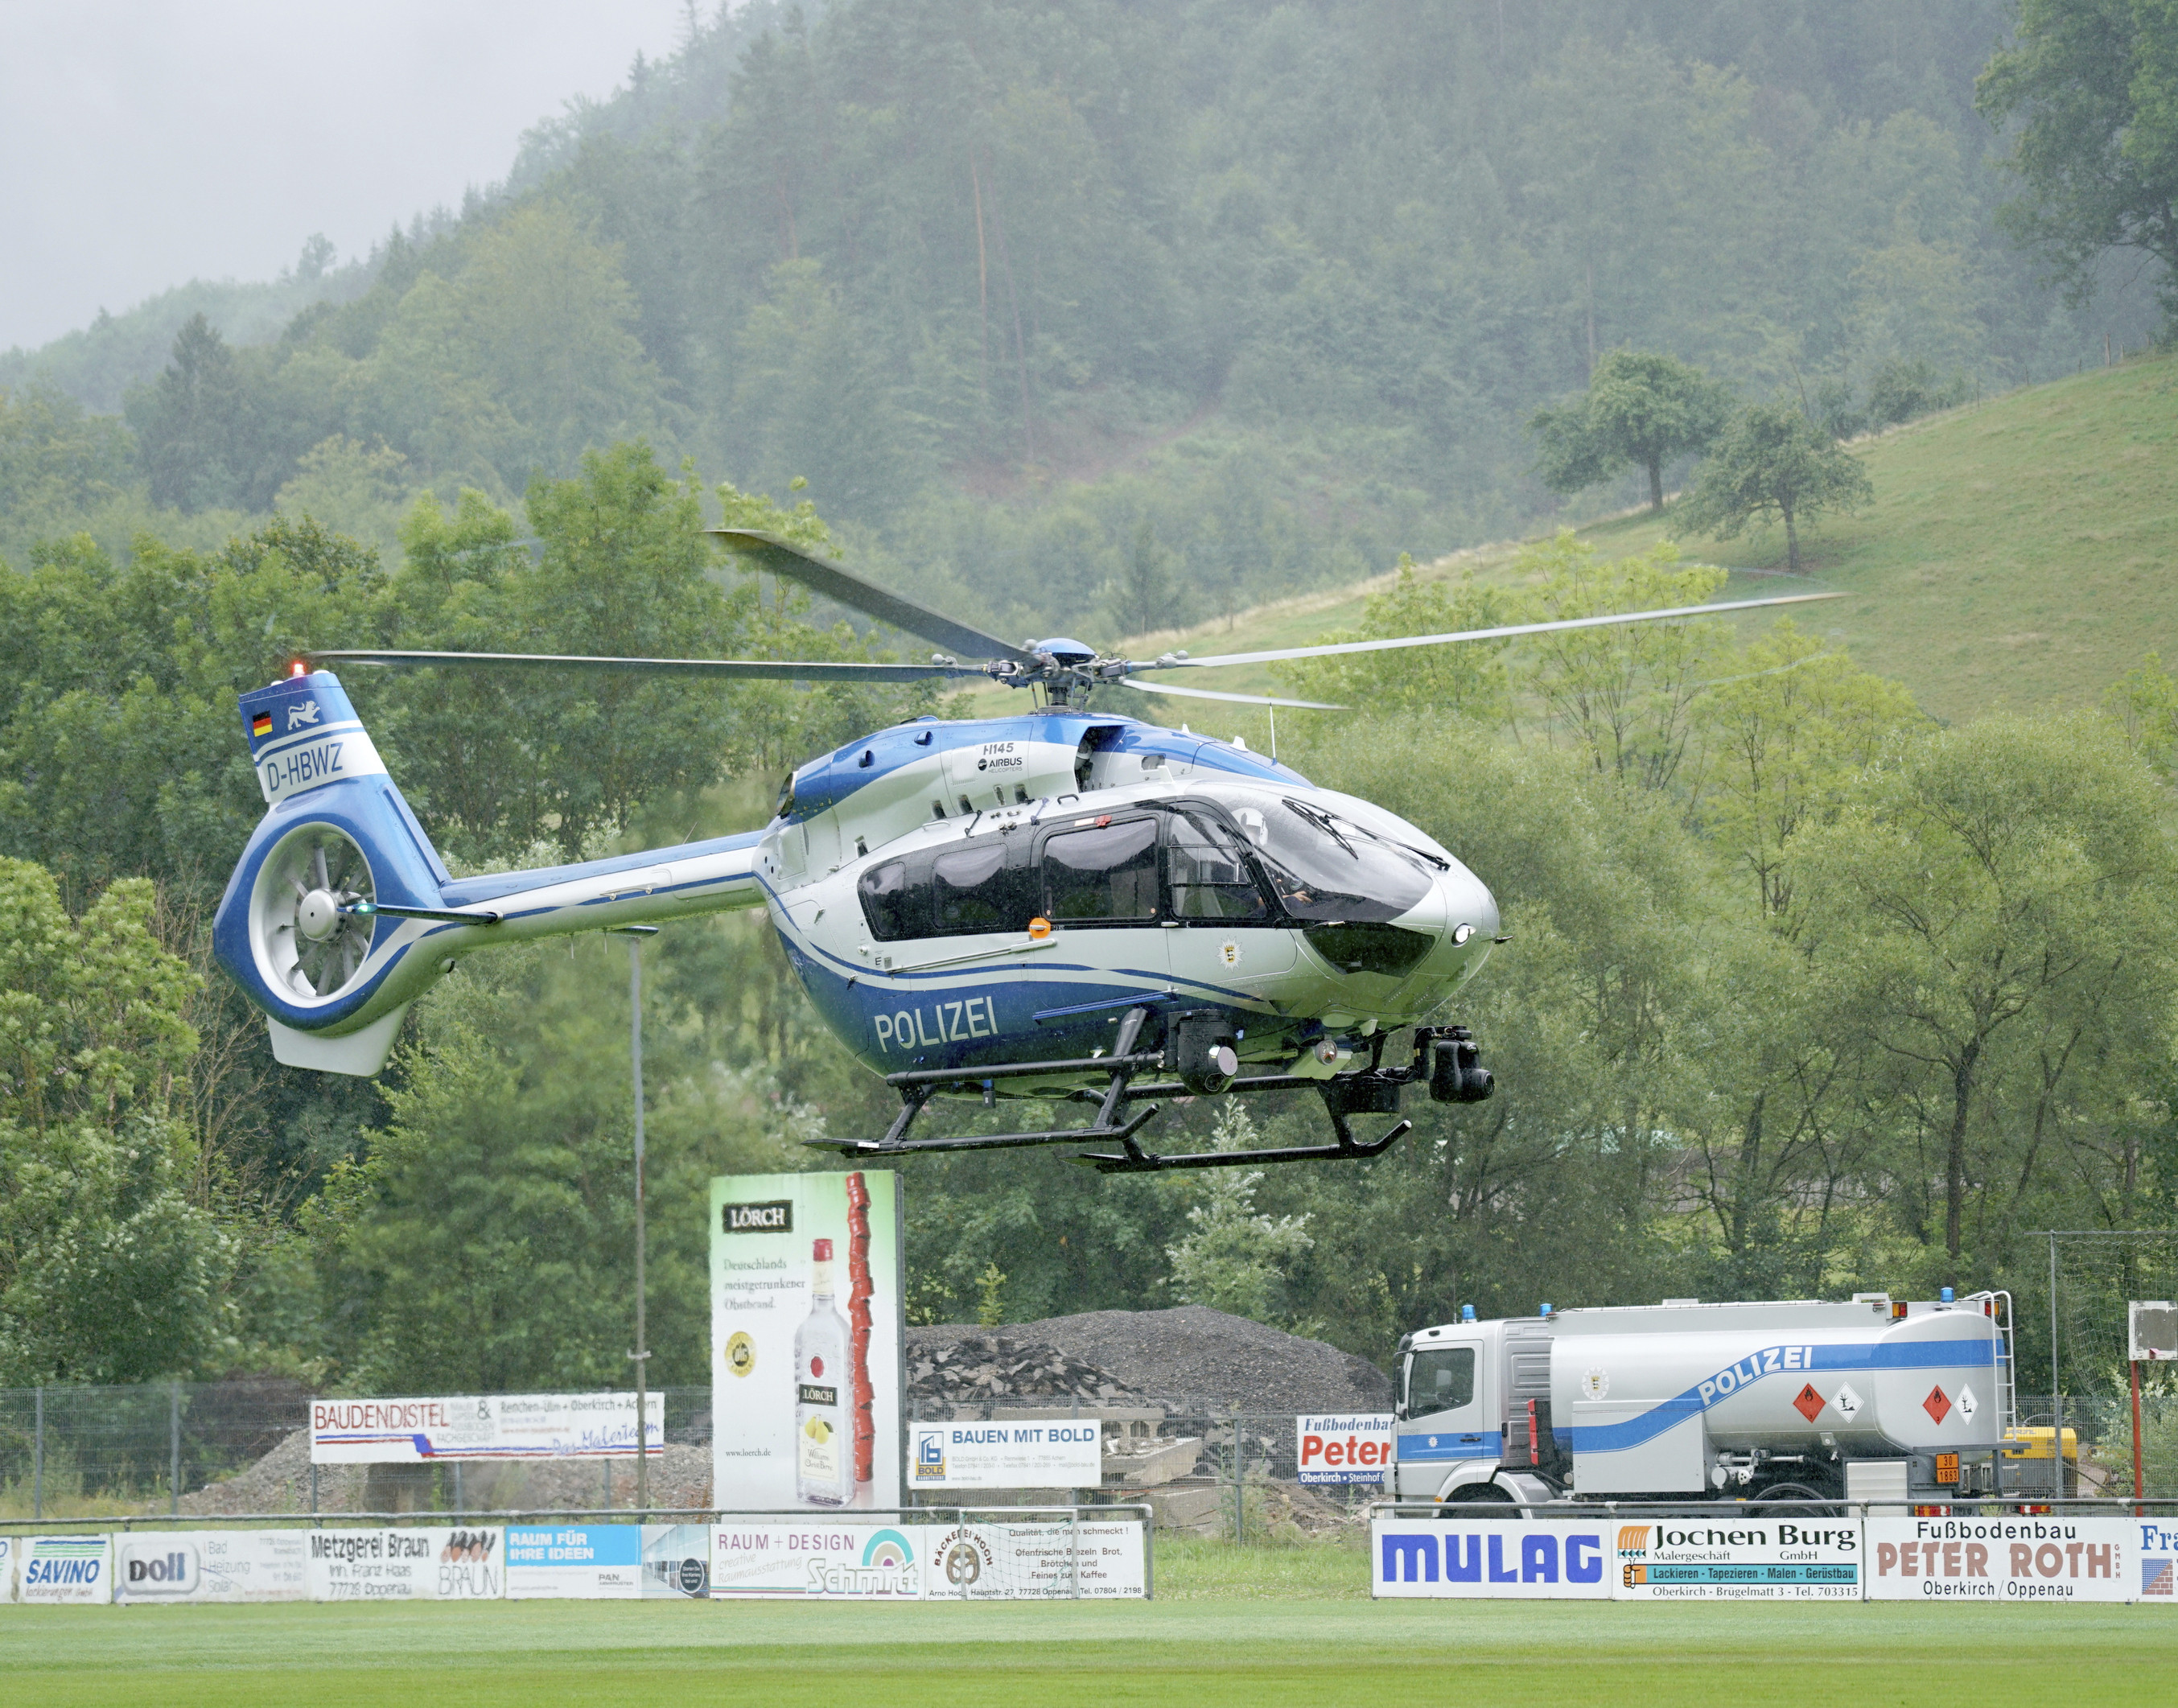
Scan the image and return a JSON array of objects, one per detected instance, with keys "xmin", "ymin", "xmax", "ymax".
[{"xmin": 1, "ymin": 1, "xmax": 2161, "ymax": 630}]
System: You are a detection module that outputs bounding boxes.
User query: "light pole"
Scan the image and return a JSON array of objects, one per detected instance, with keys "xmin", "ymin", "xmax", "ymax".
[{"xmin": 618, "ymin": 925, "xmax": 660, "ymax": 1514}]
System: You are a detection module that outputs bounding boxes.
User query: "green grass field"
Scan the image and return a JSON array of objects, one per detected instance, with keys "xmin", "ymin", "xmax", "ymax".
[
  {"xmin": 3, "ymin": 1541, "xmax": 2172, "ymax": 1706},
  {"xmin": 1058, "ymin": 353, "xmax": 2178, "ymax": 734}
]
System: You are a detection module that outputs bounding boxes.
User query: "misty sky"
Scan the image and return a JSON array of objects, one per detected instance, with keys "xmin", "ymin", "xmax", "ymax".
[{"xmin": 0, "ymin": 0, "xmax": 692, "ymax": 353}]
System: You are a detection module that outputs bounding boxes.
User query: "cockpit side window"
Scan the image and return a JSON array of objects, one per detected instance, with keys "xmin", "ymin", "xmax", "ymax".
[{"xmin": 1167, "ymin": 810, "xmax": 1272, "ymax": 923}]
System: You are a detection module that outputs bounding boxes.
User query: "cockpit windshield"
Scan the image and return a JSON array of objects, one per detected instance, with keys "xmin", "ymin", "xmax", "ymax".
[{"xmin": 1243, "ymin": 799, "xmax": 1436, "ymax": 923}]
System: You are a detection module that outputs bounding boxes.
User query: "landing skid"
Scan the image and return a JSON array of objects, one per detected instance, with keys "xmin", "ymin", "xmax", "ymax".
[{"xmin": 802, "ymin": 1010, "xmax": 1488, "ymax": 1172}]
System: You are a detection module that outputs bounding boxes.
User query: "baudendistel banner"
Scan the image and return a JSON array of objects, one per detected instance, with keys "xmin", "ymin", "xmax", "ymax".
[
  {"xmin": 710, "ymin": 1170, "xmax": 902, "ymax": 1511},
  {"xmin": 310, "ymin": 1393, "xmax": 661, "ymax": 1463}
]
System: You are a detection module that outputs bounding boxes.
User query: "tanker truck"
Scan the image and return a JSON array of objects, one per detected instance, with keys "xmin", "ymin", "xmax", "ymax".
[{"xmin": 1392, "ymin": 1292, "xmax": 2013, "ymax": 1508}]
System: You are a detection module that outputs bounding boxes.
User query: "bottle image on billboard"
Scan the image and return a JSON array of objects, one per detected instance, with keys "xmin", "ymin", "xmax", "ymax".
[{"xmin": 794, "ymin": 1237, "xmax": 852, "ymax": 1506}]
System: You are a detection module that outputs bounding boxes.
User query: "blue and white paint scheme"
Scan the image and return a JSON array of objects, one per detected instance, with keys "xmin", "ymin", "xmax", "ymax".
[
  {"xmin": 213, "ymin": 669, "xmax": 1500, "ymax": 1080},
  {"xmin": 1392, "ymin": 1294, "xmax": 2014, "ymax": 1507}
]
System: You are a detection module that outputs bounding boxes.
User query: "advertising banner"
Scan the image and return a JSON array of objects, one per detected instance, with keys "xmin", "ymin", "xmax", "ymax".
[
  {"xmin": 922, "ymin": 1519, "xmax": 1147, "ymax": 1600},
  {"xmin": 909, "ymin": 1418, "xmax": 1101, "ymax": 1490},
  {"xmin": 306, "ymin": 1528, "xmax": 504, "ymax": 1601},
  {"xmin": 505, "ymin": 1525, "xmax": 642, "ymax": 1599},
  {"xmin": 0, "ymin": 1535, "xmax": 14, "ymax": 1603},
  {"xmin": 1865, "ymin": 1516, "xmax": 2135, "ymax": 1603},
  {"xmin": 710, "ymin": 1170, "xmax": 903, "ymax": 1512},
  {"xmin": 311, "ymin": 1392, "xmax": 661, "ymax": 1464},
  {"xmin": 710, "ymin": 1521, "xmax": 925, "ymax": 1599},
  {"xmin": 641, "ymin": 1524, "xmax": 714, "ymax": 1598},
  {"xmin": 1612, "ymin": 1517, "xmax": 1859, "ymax": 1600},
  {"xmin": 18, "ymin": 1536, "xmax": 112, "ymax": 1604},
  {"xmin": 1372, "ymin": 1518, "xmax": 1611, "ymax": 1599},
  {"xmin": 114, "ymin": 1530, "xmax": 309, "ymax": 1603},
  {"xmin": 1295, "ymin": 1414, "xmax": 1394, "ymax": 1487}
]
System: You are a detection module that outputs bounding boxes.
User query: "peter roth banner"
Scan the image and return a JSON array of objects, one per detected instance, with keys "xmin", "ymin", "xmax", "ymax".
[
  {"xmin": 311, "ymin": 1392, "xmax": 661, "ymax": 1464},
  {"xmin": 1295, "ymin": 1414, "xmax": 1394, "ymax": 1487},
  {"xmin": 114, "ymin": 1530, "xmax": 308, "ymax": 1603},
  {"xmin": 1373, "ymin": 1518, "xmax": 1610, "ymax": 1599},
  {"xmin": 1865, "ymin": 1516, "xmax": 2135, "ymax": 1603},
  {"xmin": 1614, "ymin": 1518, "xmax": 1859, "ymax": 1600},
  {"xmin": 710, "ymin": 1171, "xmax": 903, "ymax": 1511},
  {"xmin": 909, "ymin": 1418, "xmax": 1101, "ymax": 1489},
  {"xmin": 306, "ymin": 1528, "xmax": 504, "ymax": 1601}
]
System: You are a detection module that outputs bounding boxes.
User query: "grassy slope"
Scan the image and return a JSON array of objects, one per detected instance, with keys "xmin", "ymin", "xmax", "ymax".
[
  {"xmin": 2, "ymin": 1582, "xmax": 2170, "ymax": 1707},
  {"xmin": 1081, "ymin": 354, "xmax": 2178, "ymax": 730}
]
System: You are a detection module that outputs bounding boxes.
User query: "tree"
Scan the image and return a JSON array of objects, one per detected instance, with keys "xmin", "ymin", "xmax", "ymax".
[
  {"xmin": 1977, "ymin": 0, "xmax": 2178, "ymax": 313},
  {"xmin": 1528, "ymin": 349, "xmax": 1733, "ymax": 512},
  {"xmin": 0, "ymin": 860, "xmax": 233, "ymax": 1383},
  {"xmin": 1788, "ymin": 714, "xmax": 2178, "ymax": 1266},
  {"xmin": 126, "ymin": 314, "xmax": 249, "ymax": 512},
  {"xmin": 1677, "ymin": 402, "xmax": 1874, "ymax": 571}
]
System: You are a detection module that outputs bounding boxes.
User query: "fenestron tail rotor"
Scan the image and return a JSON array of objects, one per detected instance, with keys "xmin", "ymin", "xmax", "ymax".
[{"xmin": 249, "ymin": 824, "xmax": 377, "ymax": 1002}]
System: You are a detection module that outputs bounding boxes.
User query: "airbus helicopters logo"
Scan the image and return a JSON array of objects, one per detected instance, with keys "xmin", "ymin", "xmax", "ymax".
[{"xmin": 974, "ymin": 741, "xmax": 1023, "ymax": 772}]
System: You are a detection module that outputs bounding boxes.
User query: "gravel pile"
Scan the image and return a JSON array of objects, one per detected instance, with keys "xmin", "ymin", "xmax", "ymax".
[
  {"xmin": 912, "ymin": 1307, "xmax": 1390, "ymax": 1416},
  {"xmin": 904, "ymin": 1330, "xmax": 1140, "ymax": 1407}
]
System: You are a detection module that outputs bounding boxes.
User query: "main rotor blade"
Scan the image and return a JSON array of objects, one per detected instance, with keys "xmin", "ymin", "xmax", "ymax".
[
  {"xmin": 1146, "ymin": 591, "xmax": 1842, "ymax": 670},
  {"xmin": 303, "ymin": 649, "xmax": 987, "ymax": 684},
  {"xmin": 712, "ymin": 529, "xmax": 1039, "ymax": 666},
  {"xmin": 1117, "ymin": 678, "xmax": 1344, "ymax": 710}
]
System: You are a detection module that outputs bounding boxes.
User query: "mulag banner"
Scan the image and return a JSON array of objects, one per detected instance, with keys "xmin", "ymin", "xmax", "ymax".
[
  {"xmin": 1864, "ymin": 1517, "xmax": 2135, "ymax": 1603},
  {"xmin": 711, "ymin": 1170, "xmax": 903, "ymax": 1512},
  {"xmin": 1613, "ymin": 1518, "xmax": 1859, "ymax": 1600},
  {"xmin": 1295, "ymin": 1414, "xmax": 1394, "ymax": 1487},
  {"xmin": 18, "ymin": 1536, "xmax": 112, "ymax": 1604},
  {"xmin": 505, "ymin": 1525, "xmax": 642, "ymax": 1599},
  {"xmin": 311, "ymin": 1392, "xmax": 661, "ymax": 1464},
  {"xmin": 1373, "ymin": 1518, "xmax": 1611, "ymax": 1599},
  {"xmin": 306, "ymin": 1528, "xmax": 504, "ymax": 1601},
  {"xmin": 114, "ymin": 1530, "xmax": 308, "ymax": 1603},
  {"xmin": 909, "ymin": 1418, "xmax": 1101, "ymax": 1490}
]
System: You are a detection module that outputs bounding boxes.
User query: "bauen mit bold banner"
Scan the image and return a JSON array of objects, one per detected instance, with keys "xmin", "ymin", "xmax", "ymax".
[
  {"xmin": 311, "ymin": 1393, "xmax": 661, "ymax": 1463},
  {"xmin": 711, "ymin": 1170, "xmax": 903, "ymax": 1510}
]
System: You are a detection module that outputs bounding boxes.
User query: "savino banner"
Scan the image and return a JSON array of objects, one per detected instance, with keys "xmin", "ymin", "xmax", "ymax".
[
  {"xmin": 1372, "ymin": 1518, "xmax": 1611, "ymax": 1599},
  {"xmin": 18, "ymin": 1536, "xmax": 112, "ymax": 1605},
  {"xmin": 311, "ymin": 1392, "xmax": 661, "ymax": 1463},
  {"xmin": 115, "ymin": 1530, "xmax": 309, "ymax": 1603},
  {"xmin": 710, "ymin": 1171, "xmax": 902, "ymax": 1512},
  {"xmin": 306, "ymin": 1528, "xmax": 504, "ymax": 1601},
  {"xmin": 1613, "ymin": 1518, "xmax": 1859, "ymax": 1600}
]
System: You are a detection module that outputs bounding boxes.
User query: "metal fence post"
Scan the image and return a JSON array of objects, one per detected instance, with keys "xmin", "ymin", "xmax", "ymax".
[
  {"xmin": 311, "ymin": 1461, "xmax": 319, "ymax": 1520},
  {"xmin": 1070, "ymin": 1505, "xmax": 1080, "ymax": 1600},
  {"xmin": 32, "ymin": 1385, "xmax": 43, "ymax": 1521},
  {"xmin": 170, "ymin": 1379, "xmax": 181, "ymax": 1517}
]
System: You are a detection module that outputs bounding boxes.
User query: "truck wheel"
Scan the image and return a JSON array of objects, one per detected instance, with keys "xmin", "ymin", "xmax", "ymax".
[
  {"xmin": 1747, "ymin": 1481, "xmax": 1838, "ymax": 1517},
  {"xmin": 1438, "ymin": 1487, "xmax": 1513, "ymax": 1513}
]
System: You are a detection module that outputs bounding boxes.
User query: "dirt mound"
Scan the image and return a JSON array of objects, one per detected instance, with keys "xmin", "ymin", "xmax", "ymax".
[{"xmin": 912, "ymin": 1307, "xmax": 1390, "ymax": 1416}]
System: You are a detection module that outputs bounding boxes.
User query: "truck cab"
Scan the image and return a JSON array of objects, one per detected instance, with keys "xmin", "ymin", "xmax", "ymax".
[{"xmin": 1392, "ymin": 1314, "xmax": 1556, "ymax": 1505}]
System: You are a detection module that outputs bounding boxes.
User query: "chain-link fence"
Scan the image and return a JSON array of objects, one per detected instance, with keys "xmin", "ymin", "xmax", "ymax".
[{"xmin": 0, "ymin": 1385, "xmax": 717, "ymax": 1522}]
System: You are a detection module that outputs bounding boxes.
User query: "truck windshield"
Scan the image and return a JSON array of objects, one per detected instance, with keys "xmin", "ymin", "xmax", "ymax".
[
  {"xmin": 1404, "ymin": 1346, "xmax": 1476, "ymax": 1417},
  {"xmin": 1253, "ymin": 799, "xmax": 1435, "ymax": 923}
]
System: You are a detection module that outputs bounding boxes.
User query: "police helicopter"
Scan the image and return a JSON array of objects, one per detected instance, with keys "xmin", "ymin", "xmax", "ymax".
[{"xmin": 211, "ymin": 530, "xmax": 1833, "ymax": 1173}]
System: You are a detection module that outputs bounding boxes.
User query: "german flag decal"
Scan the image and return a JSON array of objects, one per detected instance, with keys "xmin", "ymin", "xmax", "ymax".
[{"xmin": 251, "ymin": 712, "xmax": 273, "ymax": 737}]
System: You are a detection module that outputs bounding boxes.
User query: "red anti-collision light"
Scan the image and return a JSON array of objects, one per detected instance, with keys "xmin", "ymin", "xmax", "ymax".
[{"xmin": 290, "ymin": 660, "xmax": 307, "ymax": 677}]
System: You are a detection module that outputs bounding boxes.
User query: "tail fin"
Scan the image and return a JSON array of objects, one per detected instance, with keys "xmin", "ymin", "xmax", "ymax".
[{"xmin": 212, "ymin": 669, "xmax": 457, "ymax": 1075}]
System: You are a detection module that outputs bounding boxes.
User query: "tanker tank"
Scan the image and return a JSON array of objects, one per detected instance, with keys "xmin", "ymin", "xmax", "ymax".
[{"xmin": 1547, "ymin": 1295, "xmax": 2009, "ymax": 1497}]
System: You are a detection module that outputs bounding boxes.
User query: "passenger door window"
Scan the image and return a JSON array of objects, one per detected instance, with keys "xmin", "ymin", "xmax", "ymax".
[
  {"xmin": 1041, "ymin": 817, "xmax": 1160, "ymax": 923},
  {"xmin": 933, "ymin": 840, "xmax": 1022, "ymax": 935}
]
